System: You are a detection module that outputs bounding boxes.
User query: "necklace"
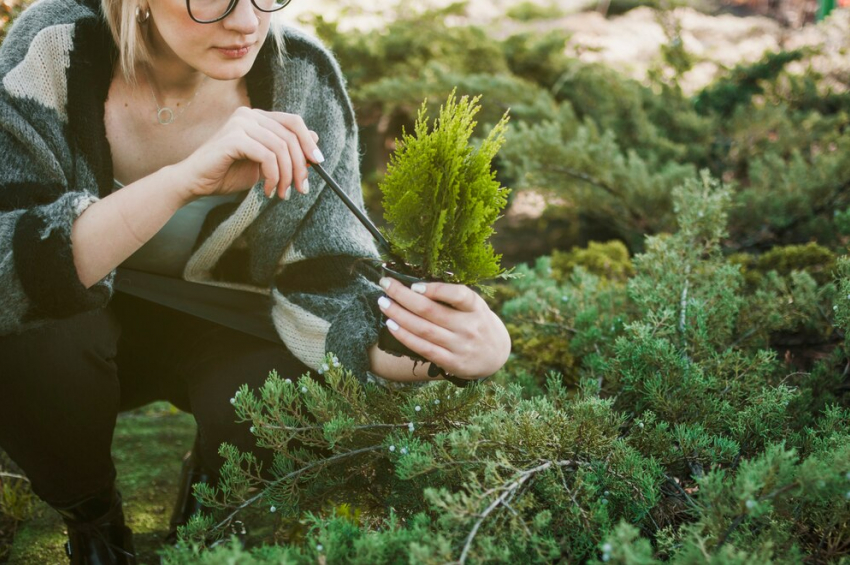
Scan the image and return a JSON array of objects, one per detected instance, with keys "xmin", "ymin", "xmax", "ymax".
[{"xmin": 145, "ymin": 69, "xmax": 208, "ymax": 125}]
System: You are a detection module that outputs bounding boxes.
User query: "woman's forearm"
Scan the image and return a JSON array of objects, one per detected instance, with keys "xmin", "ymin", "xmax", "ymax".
[
  {"xmin": 368, "ymin": 345, "xmax": 445, "ymax": 383},
  {"xmin": 71, "ymin": 165, "xmax": 193, "ymax": 288}
]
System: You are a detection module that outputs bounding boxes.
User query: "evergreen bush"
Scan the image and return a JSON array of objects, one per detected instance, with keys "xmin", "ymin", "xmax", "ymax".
[
  {"xmin": 503, "ymin": 48, "xmax": 850, "ymax": 253},
  {"xmin": 163, "ymin": 174, "xmax": 850, "ymax": 564}
]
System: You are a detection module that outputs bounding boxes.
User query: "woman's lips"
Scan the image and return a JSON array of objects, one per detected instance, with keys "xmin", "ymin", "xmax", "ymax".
[{"xmin": 216, "ymin": 44, "xmax": 252, "ymax": 58}]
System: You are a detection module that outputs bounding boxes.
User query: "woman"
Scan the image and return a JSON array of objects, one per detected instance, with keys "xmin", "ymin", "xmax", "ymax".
[{"xmin": 0, "ymin": 0, "xmax": 511, "ymax": 560}]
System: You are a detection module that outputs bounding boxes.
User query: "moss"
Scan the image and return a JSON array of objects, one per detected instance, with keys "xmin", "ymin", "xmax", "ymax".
[
  {"xmin": 551, "ymin": 240, "xmax": 634, "ymax": 283},
  {"xmin": 728, "ymin": 252, "xmax": 759, "ymax": 287},
  {"xmin": 506, "ymin": 323, "xmax": 578, "ymax": 382},
  {"xmin": 734, "ymin": 243, "xmax": 837, "ymax": 287},
  {"xmin": 756, "ymin": 243, "xmax": 837, "ymax": 284}
]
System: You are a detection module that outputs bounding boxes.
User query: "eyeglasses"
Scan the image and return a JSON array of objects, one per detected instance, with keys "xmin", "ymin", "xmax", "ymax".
[{"xmin": 186, "ymin": 0, "xmax": 291, "ymax": 24}]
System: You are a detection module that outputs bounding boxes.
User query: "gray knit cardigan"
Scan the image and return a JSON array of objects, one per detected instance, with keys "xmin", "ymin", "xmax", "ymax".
[{"xmin": 0, "ymin": 0, "xmax": 386, "ymax": 380}]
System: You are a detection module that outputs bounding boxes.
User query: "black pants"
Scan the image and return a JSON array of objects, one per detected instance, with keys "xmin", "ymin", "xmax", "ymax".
[{"xmin": 0, "ymin": 292, "xmax": 310, "ymax": 508}]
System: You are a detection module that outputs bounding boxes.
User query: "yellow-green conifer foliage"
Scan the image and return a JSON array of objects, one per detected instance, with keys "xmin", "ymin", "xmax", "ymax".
[
  {"xmin": 380, "ymin": 92, "xmax": 510, "ymax": 284},
  {"xmin": 551, "ymin": 240, "xmax": 635, "ymax": 283}
]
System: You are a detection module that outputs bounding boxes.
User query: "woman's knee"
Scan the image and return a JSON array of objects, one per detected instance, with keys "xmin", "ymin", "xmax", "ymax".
[
  {"xmin": 0, "ymin": 306, "xmax": 121, "ymax": 385},
  {"xmin": 0, "ymin": 307, "xmax": 122, "ymax": 426},
  {"xmin": 0, "ymin": 307, "xmax": 122, "ymax": 505},
  {"xmin": 0, "ymin": 306, "xmax": 123, "ymax": 433}
]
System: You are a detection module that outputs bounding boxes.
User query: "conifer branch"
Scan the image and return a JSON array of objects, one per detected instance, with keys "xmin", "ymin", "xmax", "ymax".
[
  {"xmin": 0, "ymin": 472, "xmax": 29, "ymax": 483},
  {"xmin": 664, "ymin": 474, "xmax": 700, "ymax": 510},
  {"xmin": 546, "ymin": 166, "xmax": 622, "ymax": 199},
  {"xmin": 457, "ymin": 460, "xmax": 576, "ymax": 564},
  {"xmin": 210, "ymin": 445, "xmax": 384, "ymax": 535},
  {"xmin": 679, "ymin": 266, "xmax": 691, "ymax": 335},
  {"xmin": 715, "ymin": 480, "xmax": 801, "ymax": 551},
  {"xmin": 544, "ymin": 165, "xmax": 649, "ymax": 228},
  {"xmin": 259, "ymin": 422, "xmax": 433, "ymax": 433},
  {"xmin": 730, "ymin": 179, "xmax": 850, "ymax": 252}
]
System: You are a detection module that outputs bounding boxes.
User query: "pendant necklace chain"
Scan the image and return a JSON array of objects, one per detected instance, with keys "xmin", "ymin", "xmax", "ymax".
[{"xmin": 145, "ymin": 68, "xmax": 208, "ymax": 125}]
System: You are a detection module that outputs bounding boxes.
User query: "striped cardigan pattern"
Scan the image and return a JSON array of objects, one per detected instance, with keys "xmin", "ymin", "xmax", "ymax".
[{"xmin": 0, "ymin": 0, "xmax": 385, "ymax": 380}]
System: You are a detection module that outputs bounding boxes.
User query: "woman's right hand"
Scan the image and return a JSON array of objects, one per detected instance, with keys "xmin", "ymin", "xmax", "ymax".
[{"xmin": 176, "ymin": 107, "xmax": 324, "ymax": 202}]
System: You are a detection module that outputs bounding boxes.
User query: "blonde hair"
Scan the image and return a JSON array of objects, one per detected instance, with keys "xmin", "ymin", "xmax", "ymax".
[
  {"xmin": 100, "ymin": 0, "xmax": 152, "ymax": 83},
  {"xmin": 99, "ymin": 0, "xmax": 287, "ymax": 84}
]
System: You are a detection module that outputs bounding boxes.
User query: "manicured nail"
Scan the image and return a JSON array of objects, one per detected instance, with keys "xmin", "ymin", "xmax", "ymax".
[
  {"xmin": 379, "ymin": 278, "xmax": 391, "ymax": 291},
  {"xmin": 267, "ymin": 186, "xmax": 276, "ymax": 199},
  {"xmin": 284, "ymin": 185, "xmax": 292, "ymax": 201},
  {"xmin": 411, "ymin": 283, "xmax": 427, "ymax": 294},
  {"xmin": 378, "ymin": 296, "xmax": 391, "ymax": 309},
  {"xmin": 313, "ymin": 149, "xmax": 325, "ymax": 163},
  {"xmin": 302, "ymin": 178, "xmax": 310, "ymax": 194},
  {"xmin": 386, "ymin": 319, "xmax": 400, "ymax": 331}
]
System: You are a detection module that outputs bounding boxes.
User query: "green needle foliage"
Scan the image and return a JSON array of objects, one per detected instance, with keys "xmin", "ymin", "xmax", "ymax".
[
  {"xmin": 164, "ymin": 173, "xmax": 850, "ymax": 564},
  {"xmin": 308, "ymin": 4, "xmax": 850, "ymax": 256},
  {"xmin": 380, "ymin": 91, "xmax": 510, "ymax": 284}
]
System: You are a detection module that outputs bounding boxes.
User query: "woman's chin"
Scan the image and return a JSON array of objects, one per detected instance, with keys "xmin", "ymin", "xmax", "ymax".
[
  {"xmin": 202, "ymin": 61, "xmax": 254, "ymax": 81},
  {"xmin": 200, "ymin": 51, "xmax": 259, "ymax": 80}
]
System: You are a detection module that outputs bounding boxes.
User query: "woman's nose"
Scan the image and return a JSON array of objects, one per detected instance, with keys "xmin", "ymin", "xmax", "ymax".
[{"xmin": 222, "ymin": 0, "xmax": 259, "ymax": 34}]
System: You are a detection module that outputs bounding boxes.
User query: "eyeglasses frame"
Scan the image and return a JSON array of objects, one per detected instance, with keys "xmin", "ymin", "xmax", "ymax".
[{"xmin": 185, "ymin": 0, "xmax": 291, "ymax": 24}]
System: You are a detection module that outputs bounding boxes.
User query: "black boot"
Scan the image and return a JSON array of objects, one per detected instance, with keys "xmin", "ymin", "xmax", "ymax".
[
  {"xmin": 164, "ymin": 433, "xmax": 214, "ymax": 546},
  {"xmin": 54, "ymin": 486, "xmax": 137, "ymax": 565}
]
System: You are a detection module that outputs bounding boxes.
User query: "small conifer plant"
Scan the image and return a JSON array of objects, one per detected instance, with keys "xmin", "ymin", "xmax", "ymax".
[{"xmin": 379, "ymin": 91, "xmax": 510, "ymax": 286}]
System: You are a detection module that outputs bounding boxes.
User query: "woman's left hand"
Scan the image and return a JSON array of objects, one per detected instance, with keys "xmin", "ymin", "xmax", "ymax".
[{"xmin": 377, "ymin": 277, "xmax": 512, "ymax": 380}]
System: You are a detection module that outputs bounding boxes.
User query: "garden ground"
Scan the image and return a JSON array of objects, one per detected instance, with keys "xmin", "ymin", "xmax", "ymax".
[{"xmin": 5, "ymin": 404, "xmax": 195, "ymax": 564}]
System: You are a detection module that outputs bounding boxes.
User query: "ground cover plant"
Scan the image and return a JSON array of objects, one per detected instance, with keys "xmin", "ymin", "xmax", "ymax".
[
  {"xmin": 0, "ymin": 453, "xmax": 32, "ymax": 562},
  {"xmin": 161, "ymin": 176, "xmax": 850, "ymax": 564}
]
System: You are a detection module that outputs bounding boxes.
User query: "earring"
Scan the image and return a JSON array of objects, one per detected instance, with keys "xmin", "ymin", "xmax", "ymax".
[{"xmin": 135, "ymin": 5, "xmax": 150, "ymax": 24}]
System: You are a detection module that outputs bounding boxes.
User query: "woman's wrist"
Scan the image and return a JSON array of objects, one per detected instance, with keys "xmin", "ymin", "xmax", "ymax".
[
  {"xmin": 367, "ymin": 344, "xmax": 497, "ymax": 385},
  {"xmin": 162, "ymin": 162, "xmax": 203, "ymax": 206},
  {"xmin": 367, "ymin": 345, "xmax": 445, "ymax": 383}
]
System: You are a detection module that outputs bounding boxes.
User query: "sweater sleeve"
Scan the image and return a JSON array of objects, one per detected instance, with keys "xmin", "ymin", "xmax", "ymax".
[
  {"xmin": 269, "ymin": 123, "xmax": 384, "ymax": 382},
  {"xmin": 0, "ymin": 6, "xmax": 115, "ymax": 336},
  {"xmin": 267, "ymin": 33, "xmax": 384, "ymax": 382},
  {"xmin": 0, "ymin": 104, "xmax": 113, "ymax": 336}
]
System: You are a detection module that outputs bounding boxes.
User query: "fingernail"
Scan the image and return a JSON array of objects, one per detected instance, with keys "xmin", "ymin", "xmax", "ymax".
[
  {"xmin": 267, "ymin": 189, "xmax": 275, "ymax": 199},
  {"xmin": 379, "ymin": 278, "xmax": 391, "ymax": 291},
  {"xmin": 386, "ymin": 319, "xmax": 399, "ymax": 331},
  {"xmin": 284, "ymin": 185, "xmax": 292, "ymax": 201},
  {"xmin": 302, "ymin": 178, "xmax": 310, "ymax": 194},
  {"xmin": 411, "ymin": 283, "xmax": 427, "ymax": 294},
  {"xmin": 378, "ymin": 296, "xmax": 391, "ymax": 309},
  {"xmin": 313, "ymin": 149, "xmax": 325, "ymax": 163}
]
